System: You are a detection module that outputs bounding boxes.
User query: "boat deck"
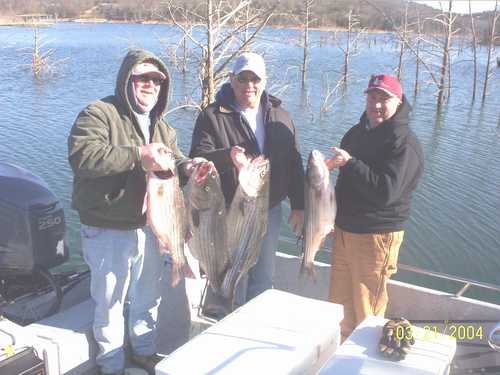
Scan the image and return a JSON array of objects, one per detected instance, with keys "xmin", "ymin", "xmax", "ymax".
[{"xmin": 1, "ymin": 252, "xmax": 499, "ymax": 374}]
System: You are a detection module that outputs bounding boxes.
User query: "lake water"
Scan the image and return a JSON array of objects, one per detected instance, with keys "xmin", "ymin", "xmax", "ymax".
[{"xmin": 0, "ymin": 22, "xmax": 498, "ymax": 303}]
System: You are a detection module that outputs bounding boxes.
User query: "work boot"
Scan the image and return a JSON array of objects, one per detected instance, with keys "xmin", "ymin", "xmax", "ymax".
[{"xmin": 130, "ymin": 353, "xmax": 164, "ymax": 375}]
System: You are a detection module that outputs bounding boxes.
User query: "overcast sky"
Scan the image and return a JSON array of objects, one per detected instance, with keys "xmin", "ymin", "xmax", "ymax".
[{"xmin": 415, "ymin": 1, "xmax": 498, "ymax": 14}]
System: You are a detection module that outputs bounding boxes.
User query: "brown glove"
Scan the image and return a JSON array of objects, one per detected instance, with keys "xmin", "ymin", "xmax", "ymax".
[{"xmin": 378, "ymin": 317, "xmax": 415, "ymax": 361}]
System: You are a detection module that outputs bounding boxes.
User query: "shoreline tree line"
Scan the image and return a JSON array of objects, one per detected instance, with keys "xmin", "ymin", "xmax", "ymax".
[
  {"xmin": 3, "ymin": 0, "xmax": 498, "ymax": 111},
  {"xmin": 1, "ymin": 0, "xmax": 499, "ymax": 43}
]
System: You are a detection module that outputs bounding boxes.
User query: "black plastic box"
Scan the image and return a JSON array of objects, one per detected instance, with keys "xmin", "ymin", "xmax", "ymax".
[{"xmin": 0, "ymin": 347, "xmax": 45, "ymax": 375}]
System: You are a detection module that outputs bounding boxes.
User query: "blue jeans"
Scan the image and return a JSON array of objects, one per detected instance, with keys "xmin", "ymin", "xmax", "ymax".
[
  {"xmin": 81, "ymin": 224, "xmax": 164, "ymax": 374},
  {"xmin": 234, "ymin": 203, "xmax": 282, "ymax": 306}
]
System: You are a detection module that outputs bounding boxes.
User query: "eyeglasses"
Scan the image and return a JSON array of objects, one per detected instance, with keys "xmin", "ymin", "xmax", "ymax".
[
  {"xmin": 235, "ymin": 74, "xmax": 261, "ymax": 84},
  {"xmin": 133, "ymin": 75, "xmax": 165, "ymax": 86}
]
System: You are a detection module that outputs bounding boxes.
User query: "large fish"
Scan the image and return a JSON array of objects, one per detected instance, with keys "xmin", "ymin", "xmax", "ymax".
[
  {"xmin": 220, "ymin": 156, "xmax": 270, "ymax": 304},
  {"xmin": 145, "ymin": 154, "xmax": 194, "ymax": 287},
  {"xmin": 186, "ymin": 162, "xmax": 229, "ymax": 293},
  {"xmin": 301, "ymin": 150, "xmax": 336, "ymax": 279}
]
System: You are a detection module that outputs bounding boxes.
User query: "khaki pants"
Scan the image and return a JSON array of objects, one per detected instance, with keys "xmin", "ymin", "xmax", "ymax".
[{"xmin": 329, "ymin": 228, "xmax": 404, "ymax": 341}]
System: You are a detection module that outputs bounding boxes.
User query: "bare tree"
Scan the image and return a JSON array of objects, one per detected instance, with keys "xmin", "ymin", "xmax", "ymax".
[
  {"xmin": 365, "ymin": 0, "xmax": 462, "ymax": 110},
  {"xmin": 320, "ymin": 72, "xmax": 345, "ymax": 114},
  {"xmin": 396, "ymin": 3, "xmax": 409, "ymax": 80},
  {"xmin": 469, "ymin": 0, "xmax": 478, "ymax": 102},
  {"xmin": 407, "ymin": 0, "xmax": 459, "ymax": 110},
  {"xmin": 362, "ymin": 0, "xmax": 440, "ymax": 94},
  {"xmin": 160, "ymin": 3, "xmax": 193, "ymax": 75},
  {"xmin": 301, "ymin": 0, "xmax": 314, "ymax": 88},
  {"xmin": 413, "ymin": 10, "xmax": 422, "ymax": 96},
  {"xmin": 481, "ymin": 0, "xmax": 499, "ymax": 103},
  {"xmin": 337, "ymin": 9, "xmax": 363, "ymax": 88},
  {"xmin": 165, "ymin": 0, "xmax": 275, "ymax": 109},
  {"xmin": 31, "ymin": 26, "xmax": 58, "ymax": 79},
  {"xmin": 435, "ymin": 1, "xmax": 455, "ymax": 111}
]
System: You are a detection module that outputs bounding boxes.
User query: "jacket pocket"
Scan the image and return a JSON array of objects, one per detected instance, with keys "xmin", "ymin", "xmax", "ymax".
[
  {"xmin": 104, "ymin": 188, "xmax": 126, "ymax": 205},
  {"xmin": 379, "ymin": 231, "xmax": 404, "ymax": 276}
]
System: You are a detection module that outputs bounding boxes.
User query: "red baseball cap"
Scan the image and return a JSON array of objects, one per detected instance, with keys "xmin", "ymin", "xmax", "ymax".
[{"xmin": 365, "ymin": 74, "xmax": 402, "ymax": 100}]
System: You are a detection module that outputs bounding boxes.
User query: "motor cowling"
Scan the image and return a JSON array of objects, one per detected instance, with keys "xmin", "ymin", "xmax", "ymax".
[{"xmin": 0, "ymin": 163, "xmax": 68, "ymax": 276}]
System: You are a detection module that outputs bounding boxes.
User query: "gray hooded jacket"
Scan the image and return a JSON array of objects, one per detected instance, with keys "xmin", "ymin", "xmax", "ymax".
[{"xmin": 68, "ymin": 49, "xmax": 187, "ymax": 229}]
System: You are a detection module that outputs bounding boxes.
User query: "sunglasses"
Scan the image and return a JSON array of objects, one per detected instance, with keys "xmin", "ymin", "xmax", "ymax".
[
  {"xmin": 235, "ymin": 74, "xmax": 261, "ymax": 84},
  {"xmin": 133, "ymin": 75, "xmax": 165, "ymax": 86}
]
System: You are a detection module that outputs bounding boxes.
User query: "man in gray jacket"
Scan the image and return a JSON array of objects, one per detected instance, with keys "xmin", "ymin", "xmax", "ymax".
[{"xmin": 68, "ymin": 49, "xmax": 198, "ymax": 375}]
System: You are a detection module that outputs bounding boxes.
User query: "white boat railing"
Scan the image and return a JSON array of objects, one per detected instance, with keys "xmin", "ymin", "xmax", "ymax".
[
  {"xmin": 279, "ymin": 235, "xmax": 500, "ymax": 298},
  {"xmin": 396, "ymin": 263, "xmax": 500, "ymax": 297}
]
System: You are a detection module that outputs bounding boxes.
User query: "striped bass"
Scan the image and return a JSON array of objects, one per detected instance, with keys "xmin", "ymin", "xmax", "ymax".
[
  {"xmin": 186, "ymin": 162, "xmax": 229, "ymax": 293},
  {"xmin": 145, "ymin": 156, "xmax": 194, "ymax": 287},
  {"xmin": 301, "ymin": 150, "xmax": 336, "ymax": 278},
  {"xmin": 221, "ymin": 156, "xmax": 270, "ymax": 304}
]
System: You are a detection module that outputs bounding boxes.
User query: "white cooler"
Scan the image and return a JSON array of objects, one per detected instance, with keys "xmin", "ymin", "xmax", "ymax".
[
  {"xmin": 318, "ymin": 316, "xmax": 457, "ymax": 375},
  {"xmin": 157, "ymin": 289, "xmax": 343, "ymax": 375},
  {"xmin": 28, "ymin": 299, "xmax": 97, "ymax": 375}
]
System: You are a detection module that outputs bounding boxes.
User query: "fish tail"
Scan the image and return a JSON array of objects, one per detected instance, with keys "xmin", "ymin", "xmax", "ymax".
[
  {"xmin": 220, "ymin": 270, "xmax": 235, "ymax": 300},
  {"xmin": 171, "ymin": 264, "xmax": 182, "ymax": 288},
  {"xmin": 222, "ymin": 294, "xmax": 234, "ymax": 314},
  {"xmin": 182, "ymin": 261, "xmax": 195, "ymax": 280},
  {"xmin": 300, "ymin": 256, "xmax": 317, "ymax": 282},
  {"xmin": 170, "ymin": 259, "xmax": 195, "ymax": 288}
]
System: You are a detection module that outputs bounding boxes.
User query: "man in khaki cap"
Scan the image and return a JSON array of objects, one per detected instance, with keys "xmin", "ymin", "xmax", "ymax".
[{"xmin": 68, "ymin": 49, "xmax": 202, "ymax": 375}]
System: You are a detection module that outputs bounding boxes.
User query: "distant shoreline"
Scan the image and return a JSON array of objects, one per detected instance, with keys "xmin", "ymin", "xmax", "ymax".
[
  {"xmin": 0, "ymin": 16, "xmax": 391, "ymax": 35},
  {"xmin": 0, "ymin": 17, "xmax": 496, "ymax": 45}
]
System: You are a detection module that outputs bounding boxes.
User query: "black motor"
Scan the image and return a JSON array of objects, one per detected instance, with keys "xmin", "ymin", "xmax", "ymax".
[{"xmin": 0, "ymin": 162, "xmax": 68, "ymax": 276}]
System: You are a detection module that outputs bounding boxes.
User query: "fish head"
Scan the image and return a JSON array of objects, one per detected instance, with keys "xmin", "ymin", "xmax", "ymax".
[
  {"xmin": 189, "ymin": 163, "xmax": 221, "ymax": 210},
  {"xmin": 307, "ymin": 150, "xmax": 328, "ymax": 187},
  {"xmin": 153, "ymin": 169, "xmax": 175, "ymax": 180},
  {"xmin": 239, "ymin": 156, "xmax": 270, "ymax": 197},
  {"xmin": 152, "ymin": 151, "xmax": 176, "ymax": 179}
]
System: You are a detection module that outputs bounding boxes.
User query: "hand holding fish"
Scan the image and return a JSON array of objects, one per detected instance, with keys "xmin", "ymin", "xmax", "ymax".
[
  {"xmin": 183, "ymin": 157, "xmax": 214, "ymax": 183},
  {"xmin": 140, "ymin": 143, "xmax": 174, "ymax": 172},
  {"xmin": 230, "ymin": 146, "xmax": 250, "ymax": 172},
  {"xmin": 288, "ymin": 209, "xmax": 305, "ymax": 236},
  {"xmin": 325, "ymin": 147, "xmax": 352, "ymax": 170}
]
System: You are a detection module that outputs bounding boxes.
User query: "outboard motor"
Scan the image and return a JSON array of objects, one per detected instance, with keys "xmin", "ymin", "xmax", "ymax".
[{"xmin": 0, "ymin": 162, "xmax": 68, "ymax": 319}]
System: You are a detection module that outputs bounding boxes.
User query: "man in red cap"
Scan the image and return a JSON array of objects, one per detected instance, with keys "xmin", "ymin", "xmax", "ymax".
[{"xmin": 325, "ymin": 74, "xmax": 424, "ymax": 341}]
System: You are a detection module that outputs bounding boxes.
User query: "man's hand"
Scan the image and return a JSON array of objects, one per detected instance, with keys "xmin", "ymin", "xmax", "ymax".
[
  {"xmin": 183, "ymin": 157, "xmax": 208, "ymax": 176},
  {"xmin": 140, "ymin": 143, "xmax": 174, "ymax": 172},
  {"xmin": 230, "ymin": 146, "xmax": 249, "ymax": 172},
  {"xmin": 324, "ymin": 147, "xmax": 352, "ymax": 170},
  {"xmin": 288, "ymin": 209, "xmax": 305, "ymax": 236},
  {"xmin": 184, "ymin": 157, "xmax": 215, "ymax": 184}
]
